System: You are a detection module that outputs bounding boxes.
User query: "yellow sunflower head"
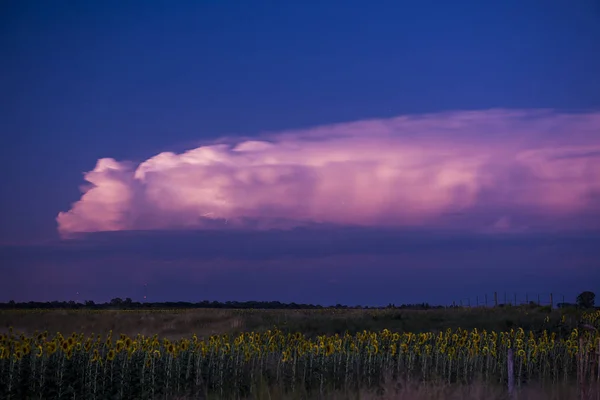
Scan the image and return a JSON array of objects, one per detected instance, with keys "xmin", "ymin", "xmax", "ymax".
[{"xmin": 166, "ymin": 343, "xmax": 175, "ymax": 354}]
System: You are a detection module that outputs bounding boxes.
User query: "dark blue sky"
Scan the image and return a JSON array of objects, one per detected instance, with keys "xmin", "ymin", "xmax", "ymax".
[{"xmin": 1, "ymin": 1, "xmax": 599, "ymax": 304}]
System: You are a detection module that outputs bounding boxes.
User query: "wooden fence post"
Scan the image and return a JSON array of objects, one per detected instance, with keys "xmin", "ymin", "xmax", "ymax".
[
  {"xmin": 507, "ymin": 348, "xmax": 515, "ymax": 397},
  {"xmin": 494, "ymin": 292, "xmax": 498, "ymax": 307},
  {"xmin": 578, "ymin": 336, "xmax": 586, "ymax": 399},
  {"xmin": 597, "ymin": 337, "xmax": 600, "ymax": 385}
]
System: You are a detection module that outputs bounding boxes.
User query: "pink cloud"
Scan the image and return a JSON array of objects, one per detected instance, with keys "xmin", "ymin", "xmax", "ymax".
[{"xmin": 56, "ymin": 109, "xmax": 600, "ymax": 237}]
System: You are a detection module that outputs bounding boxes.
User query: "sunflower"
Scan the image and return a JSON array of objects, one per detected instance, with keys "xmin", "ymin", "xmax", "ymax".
[
  {"xmin": 91, "ymin": 349, "xmax": 102, "ymax": 364},
  {"xmin": 46, "ymin": 342, "xmax": 57, "ymax": 355},
  {"xmin": 167, "ymin": 343, "xmax": 176, "ymax": 355},
  {"xmin": 325, "ymin": 342, "xmax": 334, "ymax": 357},
  {"xmin": 179, "ymin": 340, "xmax": 189, "ymax": 352},
  {"xmin": 107, "ymin": 349, "xmax": 116, "ymax": 361}
]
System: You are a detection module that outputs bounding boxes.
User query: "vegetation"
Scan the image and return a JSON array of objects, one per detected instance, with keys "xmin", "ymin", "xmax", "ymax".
[
  {"xmin": 0, "ymin": 304, "xmax": 592, "ymax": 341},
  {"xmin": 1, "ymin": 292, "xmax": 597, "ymax": 399},
  {"xmin": 577, "ymin": 291, "xmax": 596, "ymax": 309},
  {"xmin": 0, "ymin": 299, "xmax": 443, "ymax": 310},
  {"xmin": 1, "ymin": 310, "xmax": 599, "ymax": 399}
]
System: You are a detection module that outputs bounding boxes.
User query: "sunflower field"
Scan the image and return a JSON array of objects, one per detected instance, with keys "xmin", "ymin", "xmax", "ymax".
[{"xmin": 1, "ymin": 310, "xmax": 599, "ymax": 399}]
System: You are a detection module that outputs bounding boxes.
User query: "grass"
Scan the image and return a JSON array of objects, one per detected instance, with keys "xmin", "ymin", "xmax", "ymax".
[
  {"xmin": 195, "ymin": 381, "xmax": 600, "ymax": 400},
  {"xmin": 0, "ymin": 304, "xmax": 583, "ymax": 340},
  {"xmin": 162, "ymin": 379, "xmax": 600, "ymax": 399}
]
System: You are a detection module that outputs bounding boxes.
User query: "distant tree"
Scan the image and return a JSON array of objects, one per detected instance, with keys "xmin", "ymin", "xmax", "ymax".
[
  {"xmin": 110, "ymin": 297, "xmax": 124, "ymax": 306},
  {"xmin": 576, "ymin": 291, "xmax": 595, "ymax": 309},
  {"xmin": 84, "ymin": 300, "xmax": 95, "ymax": 307}
]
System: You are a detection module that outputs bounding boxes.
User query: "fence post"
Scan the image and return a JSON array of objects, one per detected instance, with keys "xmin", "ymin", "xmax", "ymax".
[
  {"xmin": 597, "ymin": 337, "xmax": 599, "ymax": 384},
  {"xmin": 507, "ymin": 348, "xmax": 515, "ymax": 397},
  {"xmin": 578, "ymin": 337, "xmax": 586, "ymax": 399},
  {"xmin": 494, "ymin": 292, "xmax": 498, "ymax": 307},
  {"xmin": 550, "ymin": 293, "xmax": 553, "ymax": 308}
]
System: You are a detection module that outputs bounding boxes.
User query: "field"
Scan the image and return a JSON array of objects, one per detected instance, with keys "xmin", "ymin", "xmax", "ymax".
[{"xmin": 1, "ymin": 306, "xmax": 599, "ymax": 399}]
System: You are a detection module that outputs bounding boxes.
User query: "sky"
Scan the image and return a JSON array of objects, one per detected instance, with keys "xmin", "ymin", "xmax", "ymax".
[{"xmin": 1, "ymin": 0, "xmax": 600, "ymax": 305}]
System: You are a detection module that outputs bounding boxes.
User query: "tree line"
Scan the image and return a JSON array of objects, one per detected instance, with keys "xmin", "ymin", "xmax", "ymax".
[
  {"xmin": 0, "ymin": 291, "xmax": 593, "ymax": 310},
  {"xmin": 0, "ymin": 299, "xmax": 444, "ymax": 310}
]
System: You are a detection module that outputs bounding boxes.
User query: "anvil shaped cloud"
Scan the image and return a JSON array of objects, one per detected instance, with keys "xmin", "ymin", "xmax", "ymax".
[{"xmin": 57, "ymin": 109, "xmax": 600, "ymax": 237}]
